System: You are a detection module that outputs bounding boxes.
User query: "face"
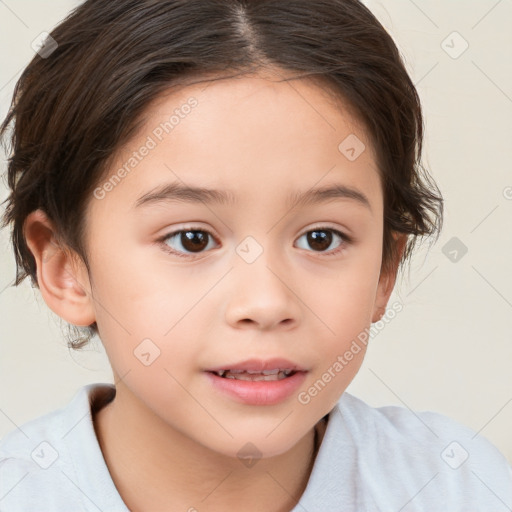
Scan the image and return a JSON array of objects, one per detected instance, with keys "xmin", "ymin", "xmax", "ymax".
[{"xmin": 78, "ymin": 71, "xmax": 391, "ymax": 458}]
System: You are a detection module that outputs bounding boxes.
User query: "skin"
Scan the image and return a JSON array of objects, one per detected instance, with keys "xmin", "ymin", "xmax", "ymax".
[{"xmin": 24, "ymin": 69, "xmax": 406, "ymax": 511}]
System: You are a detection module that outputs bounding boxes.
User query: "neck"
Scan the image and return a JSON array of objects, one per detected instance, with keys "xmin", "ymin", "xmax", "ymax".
[{"xmin": 92, "ymin": 384, "xmax": 325, "ymax": 512}]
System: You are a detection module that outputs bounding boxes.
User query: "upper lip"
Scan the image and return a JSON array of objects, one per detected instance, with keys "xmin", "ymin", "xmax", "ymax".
[{"xmin": 205, "ymin": 358, "xmax": 307, "ymax": 373}]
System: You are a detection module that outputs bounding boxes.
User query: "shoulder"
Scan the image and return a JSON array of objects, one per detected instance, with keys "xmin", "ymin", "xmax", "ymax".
[
  {"xmin": 331, "ymin": 392, "xmax": 512, "ymax": 509},
  {"xmin": 0, "ymin": 399, "xmax": 69, "ymax": 471},
  {"xmin": 337, "ymin": 391, "xmax": 507, "ymax": 451},
  {"xmin": 0, "ymin": 383, "xmax": 115, "ymax": 512},
  {"xmin": 0, "ymin": 397, "xmax": 75, "ymax": 510}
]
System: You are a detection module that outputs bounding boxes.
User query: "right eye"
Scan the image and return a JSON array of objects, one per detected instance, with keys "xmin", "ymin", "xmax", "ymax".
[{"xmin": 158, "ymin": 228, "xmax": 219, "ymax": 258}]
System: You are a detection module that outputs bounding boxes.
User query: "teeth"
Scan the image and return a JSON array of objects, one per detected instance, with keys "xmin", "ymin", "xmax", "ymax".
[
  {"xmin": 226, "ymin": 372, "xmax": 283, "ymax": 381},
  {"xmin": 212, "ymin": 369, "xmax": 296, "ymax": 380},
  {"xmin": 214, "ymin": 369, "xmax": 295, "ymax": 381}
]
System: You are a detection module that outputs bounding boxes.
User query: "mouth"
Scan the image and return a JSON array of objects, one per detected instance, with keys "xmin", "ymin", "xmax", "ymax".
[
  {"xmin": 205, "ymin": 358, "xmax": 306, "ymax": 381},
  {"xmin": 209, "ymin": 368, "xmax": 297, "ymax": 381},
  {"xmin": 204, "ymin": 358, "xmax": 308, "ymax": 405}
]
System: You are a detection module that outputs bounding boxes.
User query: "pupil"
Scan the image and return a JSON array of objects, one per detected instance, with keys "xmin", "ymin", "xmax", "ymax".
[
  {"xmin": 182, "ymin": 231, "xmax": 208, "ymax": 252},
  {"xmin": 308, "ymin": 230, "xmax": 331, "ymax": 251}
]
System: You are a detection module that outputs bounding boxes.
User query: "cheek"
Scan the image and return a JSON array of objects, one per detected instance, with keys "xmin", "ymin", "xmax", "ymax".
[
  {"xmin": 296, "ymin": 248, "xmax": 381, "ymax": 411},
  {"xmin": 308, "ymin": 247, "xmax": 382, "ymax": 337},
  {"xmin": 87, "ymin": 232, "xmax": 181, "ymax": 327},
  {"xmin": 300, "ymin": 312, "xmax": 370, "ymax": 419},
  {"xmin": 88, "ymin": 242, "xmax": 209, "ymax": 375}
]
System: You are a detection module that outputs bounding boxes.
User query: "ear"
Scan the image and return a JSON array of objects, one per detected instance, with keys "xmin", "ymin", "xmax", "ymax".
[
  {"xmin": 23, "ymin": 209, "xmax": 96, "ymax": 327},
  {"xmin": 371, "ymin": 232, "xmax": 407, "ymax": 323}
]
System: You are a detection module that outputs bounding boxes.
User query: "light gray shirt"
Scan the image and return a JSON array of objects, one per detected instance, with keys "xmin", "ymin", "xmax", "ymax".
[{"xmin": 1, "ymin": 383, "xmax": 511, "ymax": 511}]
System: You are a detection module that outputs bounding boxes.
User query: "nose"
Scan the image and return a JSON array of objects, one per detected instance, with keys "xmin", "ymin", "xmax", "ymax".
[{"xmin": 224, "ymin": 249, "xmax": 302, "ymax": 331}]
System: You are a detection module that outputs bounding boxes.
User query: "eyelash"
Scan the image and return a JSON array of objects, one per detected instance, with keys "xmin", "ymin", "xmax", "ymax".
[{"xmin": 157, "ymin": 226, "xmax": 352, "ymax": 259}]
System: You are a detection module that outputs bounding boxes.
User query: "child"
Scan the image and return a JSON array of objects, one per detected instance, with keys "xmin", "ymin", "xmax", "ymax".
[{"xmin": 1, "ymin": 0, "xmax": 511, "ymax": 510}]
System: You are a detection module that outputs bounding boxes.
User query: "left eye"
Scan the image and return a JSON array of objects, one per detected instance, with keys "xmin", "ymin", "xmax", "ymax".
[{"xmin": 295, "ymin": 228, "xmax": 348, "ymax": 255}]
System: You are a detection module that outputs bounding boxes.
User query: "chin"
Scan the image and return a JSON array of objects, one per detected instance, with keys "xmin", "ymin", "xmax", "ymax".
[{"xmin": 202, "ymin": 424, "xmax": 311, "ymax": 462}]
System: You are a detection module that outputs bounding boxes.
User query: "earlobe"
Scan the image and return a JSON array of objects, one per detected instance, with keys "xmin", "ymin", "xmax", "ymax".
[{"xmin": 23, "ymin": 209, "xmax": 96, "ymax": 327}]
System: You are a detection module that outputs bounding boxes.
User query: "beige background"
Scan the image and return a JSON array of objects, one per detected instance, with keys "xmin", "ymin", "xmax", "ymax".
[{"xmin": 1, "ymin": 0, "xmax": 511, "ymax": 463}]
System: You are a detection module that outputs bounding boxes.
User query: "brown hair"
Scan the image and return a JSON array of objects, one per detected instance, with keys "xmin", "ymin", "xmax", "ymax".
[{"xmin": 0, "ymin": 0, "xmax": 443, "ymax": 349}]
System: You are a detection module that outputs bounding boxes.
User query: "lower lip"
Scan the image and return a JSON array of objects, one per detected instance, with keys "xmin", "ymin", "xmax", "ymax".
[{"xmin": 205, "ymin": 371, "xmax": 307, "ymax": 406}]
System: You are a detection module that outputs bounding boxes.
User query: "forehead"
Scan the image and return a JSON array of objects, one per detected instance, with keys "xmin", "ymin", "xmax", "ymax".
[
  {"xmin": 90, "ymin": 71, "xmax": 382, "ymax": 219},
  {"xmin": 140, "ymin": 71, "xmax": 372, "ymax": 157}
]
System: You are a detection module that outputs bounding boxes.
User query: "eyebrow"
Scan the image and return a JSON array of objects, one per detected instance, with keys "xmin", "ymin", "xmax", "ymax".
[{"xmin": 134, "ymin": 181, "xmax": 372, "ymax": 212}]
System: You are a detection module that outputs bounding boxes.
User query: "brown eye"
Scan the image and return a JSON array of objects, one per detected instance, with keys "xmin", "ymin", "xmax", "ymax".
[
  {"xmin": 161, "ymin": 229, "xmax": 217, "ymax": 257},
  {"xmin": 295, "ymin": 228, "xmax": 348, "ymax": 255},
  {"xmin": 307, "ymin": 230, "xmax": 333, "ymax": 251},
  {"xmin": 179, "ymin": 231, "xmax": 209, "ymax": 252}
]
